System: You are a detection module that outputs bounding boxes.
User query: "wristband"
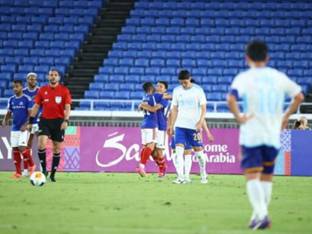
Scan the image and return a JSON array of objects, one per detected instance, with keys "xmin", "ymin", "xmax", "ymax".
[{"xmin": 29, "ymin": 117, "xmax": 35, "ymax": 124}]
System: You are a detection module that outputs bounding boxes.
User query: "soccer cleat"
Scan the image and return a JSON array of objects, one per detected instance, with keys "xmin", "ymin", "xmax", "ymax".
[
  {"xmin": 258, "ymin": 216, "xmax": 272, "ymax": 230},
  {"xmin": 22, "ymin": 169, "xmax": 29, "ymax": 177},
  {"xmin": 49, "ymin": 174, "xmax": 56, "ymax": 182},
  {"xmin": 248, "ymin": 219, "xmax": 258, "ymax": 229},
  {"xmin": 136, "ymin": 165, "xmax": 146, "ymax": 177},
  {"xmin": 200, "ymin": 177, "xmax": 208, "ymax": 184},
  {"xmin": 28, "ymin": 164, "xmax": 36, "ymax": 176},
  {"xmin": 172, "ymin": 178, "xmax": 185, "ymax": 184},
  {"xmin": 158, "ymin": 172, "xmax": 166, "ymax": 178},
  {"xmin": 11, "ymin": 173, "xmax": 22, "ymax": 179}
]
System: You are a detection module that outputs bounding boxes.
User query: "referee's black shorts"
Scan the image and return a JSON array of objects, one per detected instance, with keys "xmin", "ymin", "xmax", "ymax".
[{"xmin": 38, "ymin": 118, "xmax": 65, "ymax": 142}]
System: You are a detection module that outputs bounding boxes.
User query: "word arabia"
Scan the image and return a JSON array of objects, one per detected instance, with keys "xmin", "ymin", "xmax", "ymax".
[{"xmin": 204, "ymin": 144, "xmax": 236, "ymax": 163}]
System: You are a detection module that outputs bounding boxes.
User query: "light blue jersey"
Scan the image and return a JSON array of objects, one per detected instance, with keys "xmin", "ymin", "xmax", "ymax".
[{"xmin": 231, "ymin": 67, "xmax": 301, "ymax": 148}]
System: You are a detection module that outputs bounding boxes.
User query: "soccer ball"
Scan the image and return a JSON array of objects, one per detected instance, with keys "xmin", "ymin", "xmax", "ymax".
[{"xmin": 30, "ymin": 172, "xmax": 46, "ymax": 187}]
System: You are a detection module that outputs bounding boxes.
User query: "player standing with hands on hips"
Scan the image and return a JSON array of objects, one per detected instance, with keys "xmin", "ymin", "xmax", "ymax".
[
  {"xmin": 28, "ymin": 69, "xmax": 72, "ymax": 182},
  {"xmin": 227, "ymin": 40, "xmax": 304, "ymax": 230}
]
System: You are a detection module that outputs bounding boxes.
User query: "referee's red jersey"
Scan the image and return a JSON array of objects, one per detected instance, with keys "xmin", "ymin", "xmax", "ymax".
[{"xmin": 35, "ymin": 84, "xmax": 72, "ymax": 119}]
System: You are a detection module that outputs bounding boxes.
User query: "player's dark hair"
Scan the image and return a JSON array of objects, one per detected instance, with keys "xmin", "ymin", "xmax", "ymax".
[
  {"xmin": 158, "ymin": 81, "xmax": 168, "ymax": 90},
  {"xmin": 246, "ymin": 40, "xmax": 268, "ymax": 62},
  {"xmin": 178, "ymin": 70, "xmax": 191, "ymax": 80},
  {"xmin": 190, "ymin": 79, "xmax": 196, "ymax": 83},
  {"xmin": 13, "ymin": 80, "xmax": 23, "ymax": 86},
  {"xmin": 49, "ymin": 68, "xmax": 62, "ymax": 77},
  {"xmin": 294, "ymin": 120, "xmax": 301, "ymax": 129},
  {"xmin": 142, "ymin": 82, "xmax": 154, "ymax": 93}
]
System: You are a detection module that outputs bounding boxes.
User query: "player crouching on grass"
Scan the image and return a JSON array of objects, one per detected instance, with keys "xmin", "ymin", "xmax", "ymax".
[
  {"xmin": 2, "ymin": 80, "xmax": 36, "ymax": 179},
  {"xmin": 139, "ymin": 81, "xmax": 170, "ymax": 177},
  {"xmin": 227, "ymin": 40, "xmax": 303, "ymax": 230},
  {"xmin": 136, "ymin": 82, "xmax": 166, "ymax": 177}
]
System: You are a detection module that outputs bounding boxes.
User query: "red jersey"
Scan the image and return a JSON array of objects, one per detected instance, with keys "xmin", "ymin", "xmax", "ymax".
[{"xmin": 35, "ymin": 84, "xmax": 72, "ymax": 119}]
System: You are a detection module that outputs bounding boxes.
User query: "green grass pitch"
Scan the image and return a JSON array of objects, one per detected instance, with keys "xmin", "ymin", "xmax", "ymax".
[{"xmin": 0, "ymin": 172, "xmax": 311, "ymax": 234}]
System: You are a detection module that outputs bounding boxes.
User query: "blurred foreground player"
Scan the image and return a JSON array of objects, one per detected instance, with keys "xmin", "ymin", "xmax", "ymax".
[
  {"xmin": 2, "ymin": 80, "xmax": 36, "ymax": 179},
  {"xmin": 22, "ymin": 72, "xmax": 40, "ymax": 176},
  {"xmin": 28, "ymin": 69, "xmax": 72, "ymax": 182},
  {"xmin": 227, "ymin": 40, "xmax": 304, "ymax": 229}
]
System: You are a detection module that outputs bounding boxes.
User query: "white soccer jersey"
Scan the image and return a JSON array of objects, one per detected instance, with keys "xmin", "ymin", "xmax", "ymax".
[
  {"xmin": 172, "ymin": 84, "xmax": 207, "ymax": 130},
  {"xmin": 231, "ymin": 67, "xmax": 302, "ymax": 148}
]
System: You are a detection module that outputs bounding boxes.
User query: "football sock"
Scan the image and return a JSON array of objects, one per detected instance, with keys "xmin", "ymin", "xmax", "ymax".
[
  {"xmin": 140, "ymin": 147, "xmax": 152, "ymax": 165},
  {"xmin": 175, "ymin": 146, "xmax": 185, "ymax": 180},
  {"xmin": 22, "ymin": 147, "xmax": 35, "ymax": 167},
  {"xmin": 184, "ymin": 154, "xmax": 192, "ymax": 180},
  {"xmin": 51, "ymin": 153, "xmax": 61, "ymax": 177},
  {"xmin": 196, "ymin": 150, "xmax": 207, "ymax": 179},
  {"xmin": 13, "ymin": 150, "xmax": 22, "ymax": 175},
  {"xmin": 38, "ymin": 149, "xmax": 46, "ymax": 173},
  {"xmin": 261, "ymin": 181, "xmax": 273, "ymax": 208},
  {"xmin": 22, "ymin": 156, "xmax": 28, "ymax": 170},
  {"xmin": 246, "ymin": 179, "xmax": 268, "ymax": 220},
  {"xmin": 171, "ymin": 151, "xmax": 178, "ymax": 170}
]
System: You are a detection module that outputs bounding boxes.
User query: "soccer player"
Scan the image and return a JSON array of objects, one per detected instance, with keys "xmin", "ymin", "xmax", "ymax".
[
  {"xmin": 2, "ymin": 80, "xmax": 36, "ymax": 179},
  {"xmin": 28, "ymin": 69, "xmax": 72, "ymax": 182},
  {"xmin": 227, "ymin": 40, "xmax": 304, "ymax": 229},
  {"xmin": 168, "ymin": 70, "xmax": 207, "ymax": 184},
  {"xmin": 21, "ymin": 72, "xmax": 40, "ymax": 176},
  {"xmin": 140, "ymin": 81, "xmax": 170, "ymax": 177},
  {"xmin": 136, "ymin": 82, "xmax": 164, "ymax": 177}
]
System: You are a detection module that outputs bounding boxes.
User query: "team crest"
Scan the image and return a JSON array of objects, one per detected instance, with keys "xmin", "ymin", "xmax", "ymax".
[{"xmin": 55, "ymin": 96, "xmax": 62, "ymax": 104}]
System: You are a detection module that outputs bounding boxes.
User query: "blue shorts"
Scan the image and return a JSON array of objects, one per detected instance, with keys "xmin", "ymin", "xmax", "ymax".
[
  {"xmin": 174, "ymin": 127, "xmax": 203, "ymax": 149},
  {"xmin": 170, "ymin": 136, "xmax": 192, "ymax": 150},
  {"xmin": 241, "ymin": 145, "xmax": 279, "ymax": 174}
]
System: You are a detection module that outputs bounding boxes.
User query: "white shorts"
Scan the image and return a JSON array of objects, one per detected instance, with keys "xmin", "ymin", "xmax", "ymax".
[
  {"xmin": 156, "ymin": 130, "xmax": 167, "ymax": 149},
  {"xmin": 31, "ymin": 124, "xmax": 39, "ymax": 134},
  {"xmin": 141, "ymin": 128, "xmax": 157, "ymax": 145},
  {"xmin": 10, "ymin": 131, "xmax": 29, "ymax": 148}
]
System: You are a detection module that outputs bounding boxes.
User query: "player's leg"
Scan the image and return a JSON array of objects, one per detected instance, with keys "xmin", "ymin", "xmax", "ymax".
[
  {"xmin": 256, "ymin": 146, "xmax": 279, "ymax": 229},
  {"xmin": 37, "ymin": 119, "xmax": 50, "ymax": 176},
  {"xmin": 183, "ymin": 147, "xmax": 192, "ymax": 183},
  {"xmin": 173, "ymin": 127, "xmax": 187, "ymax": 183},
  {"xmin": 18, "ymin": 130, "xmax": 35, "ymax": 175},
  {"xmin": 49, "ymin": 119, "xmax": 66, "ymax": 182},
  {"xmin": 154, "ymin": 130, "xmax": 167, "ymax": 177},
  {"xmin": 187, "ymin": 129, "xmax": 207, "ymax": 183},
  {"xmin": 241, "ymin": 146, "xmax": 268, "ymax": 230},
  {"xmin": 50, "ymin": 140, "xmax": 61, "ymax": 182},
  {"xmin": 170, "ymin": 136, "xmax": 178, "ymax": 169},
  {"xmin": 11, "ymin": 131, "xmax": 22, "ymax": 178},
  {"xmin": 137, "ymin": 128, "xmax": 156, "ymax": 177}
]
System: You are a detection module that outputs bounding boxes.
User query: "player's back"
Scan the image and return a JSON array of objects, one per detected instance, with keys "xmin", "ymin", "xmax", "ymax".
[
  {"xmin": 141, "ymin": 94, "xmax": 157, "ymax": 129},
  {"xmin": 153, "ymin": 93, "xmax": 170, "ymax": 131},
  {"xmin": 232, "ymin": 66, "xmax": 301, "ymax": 147}
]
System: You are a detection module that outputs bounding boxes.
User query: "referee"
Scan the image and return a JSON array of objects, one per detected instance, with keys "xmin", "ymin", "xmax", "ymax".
[{"xmin": 28, "ymin": 68, "xmax": 72, "ymax": 182}]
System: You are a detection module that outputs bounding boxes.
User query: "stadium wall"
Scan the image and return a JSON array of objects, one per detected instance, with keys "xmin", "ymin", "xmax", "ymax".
[{"xmin": 0, "ymin": 126, "xmax": 311, "ymax": 176}]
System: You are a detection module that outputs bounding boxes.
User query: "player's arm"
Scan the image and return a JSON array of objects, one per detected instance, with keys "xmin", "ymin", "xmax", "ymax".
[
  {"xmin": 202, "ymin": 120, "xmax": 214, "ymax": 142},
  {"xmin": 163, "ymin": 93, "xmax": 172, "ymax": 100},
  {"xmin": 196, "ymin": 104, "xmax": 206, "ymax": 130},
  {"xmin": 29, "ymin": 103, "xmax": 40, "ymax": 123},
  {"xmin": 61, "ymin": 103, "xmax": 71, "ymax": 130},
  {"xmin": 167, "ymin": 105, "xmax": 178, "ymax": 136},
  {"xmin": 227, "ymin": 93, "xmax": 253, "ymax": 124},
  {"xmin": 2, "ymin": 111, "xmax": 11, "ymax": 127},
  {"xmin": 139, "ymin": 102, "xmax": 162, "ymax": 113},
  {"xmin": 282, "ymin": 92, "xmax": 304, "ymax": 129}
]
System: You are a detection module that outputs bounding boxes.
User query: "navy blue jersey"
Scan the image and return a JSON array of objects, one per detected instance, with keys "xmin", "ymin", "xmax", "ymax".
[
  {"xmin": 7, "ymin": 94, "xmax": 32, "ymax": 131},
  {"xmin": 154, "ymin": 93, "xmax": 169, "ymax": 131},
  {"xmin": 141, "ymin": 94, "xmax": 158, "ymax": 129},
  {"xmin": 23, "ymin": 87, "xmax": 40, "ymax": 123}
]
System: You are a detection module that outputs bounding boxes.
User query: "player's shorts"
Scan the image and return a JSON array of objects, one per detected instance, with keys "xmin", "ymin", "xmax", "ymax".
[
  {"xmin": 175, "ymin": 127, "xmax": 203, "ymax": 148},
  {"xmin": 241, "ymin": 145, "xmax": 279, "ymax": 174},
  {"xmin": 141, "ymin": 128, "xmax": 157, "ymax": 145},
  {"xmin": 156, "ymin": 130, "xmax": 167, "ymax": 149},
  {"xmin": 39, "ymin": 118, "xmax": 65, "ymax": 142},
  {"xmin": 10, "ymin": 130, "xmax": 29, "ymax": 148},
  {"xmin": 30, "ymin": 123, "xmax": 39, "ymax": 134},
  {"xmin": 170, "ymin": 135, "xmax": 192, "ymax": 150}
]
